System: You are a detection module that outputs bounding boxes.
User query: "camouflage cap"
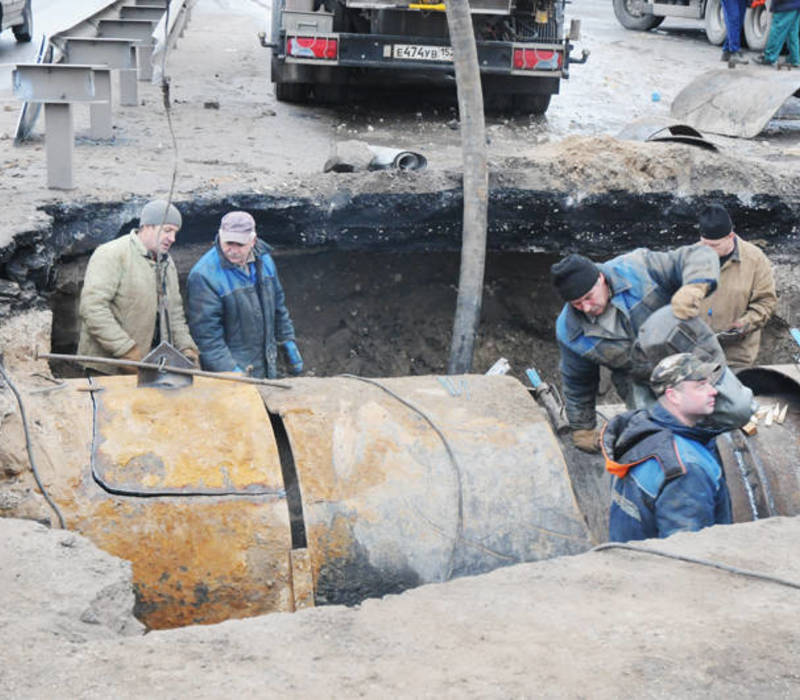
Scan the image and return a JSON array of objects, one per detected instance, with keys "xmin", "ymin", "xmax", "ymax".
[{"xmin": 649, "ymin": 353, "xmax": 719, "ymax": 395}]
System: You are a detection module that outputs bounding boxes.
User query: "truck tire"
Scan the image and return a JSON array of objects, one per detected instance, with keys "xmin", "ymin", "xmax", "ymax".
[
  {"xmin": 513, "ymin": 93, "xmax": 551, "ymax": 115},
  {"xmin": 612, "ymin": 0, "xmax": 665, "ymax": 31},
  {"xmin": 743, "ymin": 4, "xmax": 770, "ymax": 50},
  {"xmin": 12, "ymin": 0, "xmax": 33, "ymax": 42},
  {"xmin": 704, "ymin": 0, "xmax": 727, "ymax": 45},
  {"xmin": 275, "ymin": 82, "xmax": 309, "ymax": 103}
]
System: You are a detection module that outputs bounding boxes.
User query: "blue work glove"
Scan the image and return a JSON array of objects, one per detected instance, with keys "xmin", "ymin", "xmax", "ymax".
[{"xmin": 282, "ymin": 340, "xmax": 304, "ymax": 375}]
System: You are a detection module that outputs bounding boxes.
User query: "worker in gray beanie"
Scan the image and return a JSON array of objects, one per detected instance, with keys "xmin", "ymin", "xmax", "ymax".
[
  {"xmin": 696, "ymin": 203, "xmax": 777, "ymax": 367},
  {"xmin": 77, "ymin": 198, "xmax": 198, "ymax": 374},
  {"xmin": 551, "ymin": 243, "xmax": 720, "ymax": 453}
]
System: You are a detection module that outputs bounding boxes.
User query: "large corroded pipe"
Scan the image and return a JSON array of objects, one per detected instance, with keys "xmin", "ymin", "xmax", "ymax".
[
  {"xmin": 0, "ymin": 373, "xmax": 593, "ymax": 629},
  {"xmin": 721, "ymin": 364, "xmax": 800, "ymax": 522}
]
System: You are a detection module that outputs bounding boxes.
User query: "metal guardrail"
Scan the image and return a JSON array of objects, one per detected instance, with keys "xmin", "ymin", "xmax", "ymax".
[{"xmin": 13, "ymin": 0, "xmax": 195, "ymax": 144}]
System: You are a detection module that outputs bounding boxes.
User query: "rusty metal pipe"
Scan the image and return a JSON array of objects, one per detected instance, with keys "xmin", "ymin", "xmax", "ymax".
[{"xmin": 36, "ymin": 351, "xmax": 291, "ymax": 389}]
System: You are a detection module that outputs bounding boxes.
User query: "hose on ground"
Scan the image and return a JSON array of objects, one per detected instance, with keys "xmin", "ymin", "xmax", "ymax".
[
  {"xmin": 592, "ymin": 542, "xmax": 800, "ymax": 591},
  {"xmin": 0, "ymin": 362, "xmax": 65, "ymax": 528}
]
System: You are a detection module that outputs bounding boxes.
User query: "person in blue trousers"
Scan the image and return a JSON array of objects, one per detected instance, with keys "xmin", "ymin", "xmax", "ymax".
[
  {"xmin": 754, "ymin": 0, "xmax": 800, "ymax": 66},
  {"xmin": 721, "ymin": 0, "xmax": 750, "ymax": 64}
]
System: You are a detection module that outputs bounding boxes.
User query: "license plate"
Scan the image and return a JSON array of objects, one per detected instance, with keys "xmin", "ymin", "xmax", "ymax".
[{"xmin": 392, "ymin": 44, "xmax": 453, "ymax": 62}]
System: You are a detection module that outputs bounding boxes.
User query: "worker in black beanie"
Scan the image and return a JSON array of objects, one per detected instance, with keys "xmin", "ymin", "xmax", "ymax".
[
  {"xmin": 696, "ymin": 204, "xmax": 777, "ymax": 367},
  {"xmin": 551, "ymin": 243, "xmax": 721, "ymax": 453},
  {"xmin": 551, "ymin": 254, "xmax": 600, "ymax": 303}
]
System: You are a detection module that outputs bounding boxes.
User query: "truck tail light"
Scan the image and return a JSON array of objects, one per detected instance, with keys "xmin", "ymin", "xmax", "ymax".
[
  {"xmin": 513, "ymin": 48, "xmax": 562, "ymax": 70},
  {"xmin": 287, "ymin": 37, "xmax": 338, "ymax": 60}
]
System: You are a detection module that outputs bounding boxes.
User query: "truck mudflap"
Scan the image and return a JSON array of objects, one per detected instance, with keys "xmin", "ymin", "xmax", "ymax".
[{"xmin": 282, "ymin": 32, "xmax": 569, "ymax": 78}]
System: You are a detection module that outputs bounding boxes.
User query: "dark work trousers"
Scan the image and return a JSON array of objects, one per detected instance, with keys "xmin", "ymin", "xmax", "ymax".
[{"xmin": 721, "ymin": 0, "xmax": 747, "ymax": 53}]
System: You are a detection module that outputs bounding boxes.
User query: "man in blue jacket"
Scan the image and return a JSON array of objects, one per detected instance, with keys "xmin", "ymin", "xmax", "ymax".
[
  {"xmin": 601, "ymin": 353, "xmax": 733, "ymax": 542},
  {"xmin": 187, "ymin": 211, "xmax": 303, "ymax": 378},
  {"xmin": 551, "ymin": 246, "xmax": 719, "ymax": 453}
]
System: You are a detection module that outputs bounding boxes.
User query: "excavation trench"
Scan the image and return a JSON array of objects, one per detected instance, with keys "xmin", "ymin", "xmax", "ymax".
[{"xmin": 2, "ymin": 189, "xmax": 800, "ymax": 631}]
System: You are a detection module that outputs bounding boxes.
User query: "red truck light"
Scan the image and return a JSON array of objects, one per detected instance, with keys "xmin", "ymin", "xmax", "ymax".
[
  {"xmin": 287, "ymin": 36, "xmax": 338, "ymax": 60},
  {"xmin": 513, "ymin": 48, "xmax": 562, "ymax": 70}
]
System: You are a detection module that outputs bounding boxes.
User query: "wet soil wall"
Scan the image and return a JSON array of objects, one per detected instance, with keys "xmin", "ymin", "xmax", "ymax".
[{"xmin": 4, "ymin": 189, "xmax": 800, "ymax": 381}]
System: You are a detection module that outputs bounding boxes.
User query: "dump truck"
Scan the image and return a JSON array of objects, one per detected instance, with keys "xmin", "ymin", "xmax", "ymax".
[
  {"xmin": 263, "ymin": 0, "xmax": 587, "ymax": 114},
  {"xmin": 612, "ymin": 0, "xmax": 772, "ymax": 52}
]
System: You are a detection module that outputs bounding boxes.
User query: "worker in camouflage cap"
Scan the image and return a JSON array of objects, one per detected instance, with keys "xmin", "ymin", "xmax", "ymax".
[
  {"xmin": 648, "ymin": 353, "xmax": 721, "ymax": 398},
  {"xmin": 600, "ymin": 352, "xmax": 732, "ymax": 542}
]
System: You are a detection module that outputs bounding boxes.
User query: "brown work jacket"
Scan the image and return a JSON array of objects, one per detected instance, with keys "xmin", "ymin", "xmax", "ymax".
[{"xmin": 698, "ymin": 236, "xmax": 777, "ymax": 367}]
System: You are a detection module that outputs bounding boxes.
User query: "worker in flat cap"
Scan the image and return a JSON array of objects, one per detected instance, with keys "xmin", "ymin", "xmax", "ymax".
[
  {"xmin": 551, "ymin": 243, "xmax": 720, "ymax": 453},
  {"xmin": 601, "ymin": 353, "xmax": 732, "ymax": 542},
  {"xmin": 696, "ymin": 204, "xmax": 777, "ymax": 368},
  {"xmin": 78, "ymin": 199, "xmax": 198, "ymax": 374},
  {"xmin": 187, "ymin": 211, "xmax": 302, "ymax": 379}
]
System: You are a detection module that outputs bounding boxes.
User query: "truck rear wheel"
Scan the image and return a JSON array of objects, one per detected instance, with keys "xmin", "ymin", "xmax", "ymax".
[
  {"xmin": 513, "ymin": 93, "xmax": 551, "ymax": 115},
  {"xmin": 704, "ymin": 0, "xmax": 727, "ymax": 45},
  {"xmin": 275, "ymin": 82, "xmax": 309, "ymax": 103},
  {"xmin": 743, "ymin": 4, "xmax": 770, "ymax": 50},
  {"xmin": 612, "ymin": 0, "xmax": 665, "ymax": 31}
]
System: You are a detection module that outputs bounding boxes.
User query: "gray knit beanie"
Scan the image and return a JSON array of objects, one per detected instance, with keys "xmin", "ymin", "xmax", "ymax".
[{"xmin": 139, "ymin": 199, "xmax": 182, "ymax": 229}]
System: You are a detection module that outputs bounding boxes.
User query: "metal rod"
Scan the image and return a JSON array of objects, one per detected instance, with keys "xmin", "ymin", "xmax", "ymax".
[{"xmin": 36, "ymin": 351, "xmax": 291, "ymax": 389}]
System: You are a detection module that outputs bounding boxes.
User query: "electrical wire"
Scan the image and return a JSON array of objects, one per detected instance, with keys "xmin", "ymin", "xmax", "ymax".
[
  {"xmin": 592, "ymin": 542, "xmax": 800, "ymax": 591},
  {"xmin": 339, "ymin": 374, "xmax": 465, "ymax": 579},
  {"xmin": 0, "ymin": 362, "xmax": 65, "ymax": 528}
]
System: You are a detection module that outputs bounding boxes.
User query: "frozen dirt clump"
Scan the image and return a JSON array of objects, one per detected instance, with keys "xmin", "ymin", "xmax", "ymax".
[{"xmin": 0, "ymin": 518, "xmax": 144, "ymax": 655}]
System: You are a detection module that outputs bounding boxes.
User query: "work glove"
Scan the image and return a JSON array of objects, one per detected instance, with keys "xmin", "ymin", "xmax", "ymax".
[
  {"xmin": 119, "ymin": 345, "xmax": 142, "ymax": 375},
  {"xmin": 181, "ymin": 348, "xmax": 199, "ymax": 367},
  {"xmin": 282, "ymin": 340, "xmax": 304, "ymax": 375},
  {"xmin": 572, "ymin": 427, "xmax": 602, "ymax": 454},
  {"xmin": 670, "ymin": 282, "xmax": 709, "ymax": 320}
]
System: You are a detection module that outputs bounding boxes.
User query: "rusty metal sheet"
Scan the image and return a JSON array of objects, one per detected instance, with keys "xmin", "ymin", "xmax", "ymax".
[
  {"xmin": 18, "ymin": 377, "xmax": 296, "ymax": 630},
  {"xmin": 92, "ymin": 376, "xmax": 284, "ymax": 496},
  {"xmin": 263, "ymin": 375, "xmax": 593, "ymax": 606},
  {"xmin": 671, "ymin": 68, "xmax": 800, "ymax": 138}
]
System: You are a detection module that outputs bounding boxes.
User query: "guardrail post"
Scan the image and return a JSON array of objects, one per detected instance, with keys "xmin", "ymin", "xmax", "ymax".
[
  {"xmin": 89, "ymin": 68, "xmax": 113, "ymax": 139},
  {"xmin": 12, "ymin": 64, "xmax": 104, "ymax": 189},
  {"xmin": 44, "ymin": 104, "xmax": 75, "ymax": 189},
  {"xmin": 136, "ymin": 44, "xmax": 155, "ymax": 81}
]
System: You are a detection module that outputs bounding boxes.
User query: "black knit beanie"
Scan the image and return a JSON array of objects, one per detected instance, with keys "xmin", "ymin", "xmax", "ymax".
[
  {"xmin": 550, "ymin": 254, "xmax": 600, "ymax": 302},
  {"xmin": 698, "ymin": 204, "xmax": 733, "ymax": 240}
]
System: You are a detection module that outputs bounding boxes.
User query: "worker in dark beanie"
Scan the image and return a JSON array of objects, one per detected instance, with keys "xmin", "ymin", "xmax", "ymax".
[
  {"xmin": 551, "ymin": 243, "xmax": 720, "ymax": 453},
  {"xmin": 78, "ymin": 199, "xmax": 198, "ymax": 374},
  {"xmin": 551, "ymin": 254, "xmax": 600, "ymax": 302},
  {"xmin": 696, "ymin": 204, "xmax": 777, "ymax": 367}
]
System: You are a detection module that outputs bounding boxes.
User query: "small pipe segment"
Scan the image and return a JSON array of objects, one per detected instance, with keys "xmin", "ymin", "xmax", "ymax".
[{"xmin": 36, "ymin": 351, "xmax": 292, "ymax": 389}]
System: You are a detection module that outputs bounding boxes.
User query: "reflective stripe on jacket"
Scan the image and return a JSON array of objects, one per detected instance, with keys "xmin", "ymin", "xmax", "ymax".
[
  {"xmin": 556, "ymin": 244, "xmax": 720, "ymax": 429},
  {"xmin": 186, "ymin": 238, "xmax": 295, "ymax": 379}
]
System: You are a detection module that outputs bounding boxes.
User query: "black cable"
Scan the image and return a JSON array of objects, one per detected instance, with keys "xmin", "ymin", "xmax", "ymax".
[
  {"xmin": 339, "ymin": 374, "xmax": 465, "ymax": 579},
  {"xmin": 592, "ymin": 542, "xmax": 800, "ymax": 591},
  {"xmin": 0, "ymin": 362, "xmax": 65, "ymax": 528}
]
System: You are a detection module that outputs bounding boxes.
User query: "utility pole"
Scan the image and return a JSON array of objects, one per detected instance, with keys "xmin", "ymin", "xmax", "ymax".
[{"xmin": 445, "ymin": 0, "xmax": 489, "ymax": 375}]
